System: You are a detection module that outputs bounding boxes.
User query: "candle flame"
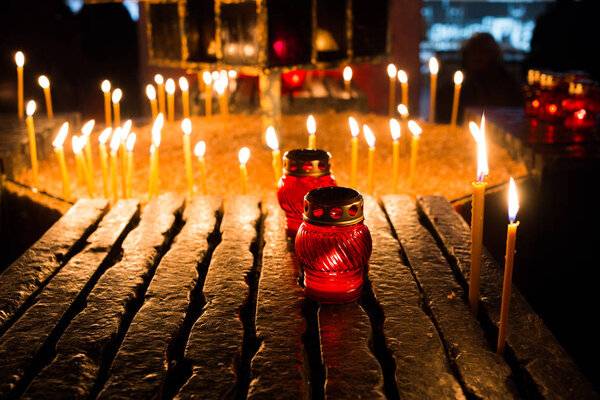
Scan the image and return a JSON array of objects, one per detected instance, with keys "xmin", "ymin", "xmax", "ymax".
[
  {"xmin": 454, "ymin": 70, "xmax": 463, "ymax": 85},
  {"xmin": 576, "ymin": 109, "xmax": 586, "ymax": 120},
  {"xmin": 239, "ymin": 147, "xmax": 250, "ymax": 165},
  {"xmin": 181, "ymin": 118, "xmax": 192, "ymax": 135},
  {"xmin": 126, "ymin": 133, "xmax": 136, "ymax": 152},
  {"xmin": 53, "ymin": 122, "xmax": 69, "ymax": 148},
  {"xmin": 390, "ymin": 118, "xmax": 401, "ymax": 141},
  {"xmin": 195, "ymin": 141, "xmax": 206, "ymax": 158},
  {"xmin": 387, "ymin": 64, "xmax": 397, "ymax": 79},
  {"xmin": 429, "ymin": 57, "xmax": 439, "ymax": 75},
  {"xmin": 215, "ymin": 75, "xmax": 228, "ymax": 95},
  {"xmin": 38, "ymin": 75, "xmax": 50, "ymax": 89},
  {"xmin": 15, "ymin": 51, "xmax": 24, "ymax": 67},
  {"xmin": 363, "ymin": 125, "xmax": 376, "ymax": 148},
  {"xmin": 179, "ymin": 77, "xmax": 189, "ymax": 91},
  {"xmin": 154, "ymin": 74, "xmax": 164, "ymax": 85},
  {"xmin": 469, "ymin": 121, "xmax": 480, "ymax": 141},
  {"xmin": 165, "ymin": 78, "xmax": 176, "ymax": 94},
  {"xmin": 408, "ymin": 120, "xmax": 422, "ymax": 137},
  {"xmin": 98, "ymin": 127, "xmax": 112, "ymax": 144},
  {"xmin": 265, "ymin": 126, "xmax": 279, "ymax": 151},
  {"xmin": 26, "ymin": 100, "xmax": 36, "ymax": 116},
  {"xmin": 112, "ymin": 89, "xmax": 122, "ymax": 104},
  {"xmin": 101, "ymin": 80, "xmax": 111, "ymax": 93},
  {"xmin": 150, "ymin": 144, "xmax": 156, "ymax": 155},
  {"xmin": 349, "ymin": 116, "xmax": 359, "ymax": 137},
  {"xmin": 122, "ymin": 119, "xmax": 132, "ymax": 137},
  {"xmin": 152, "ymin": 114, "xmax": 163, "ymax": 147},
  {"xmin": 397, "ymin": 104, "xmax": 409, "ymax": 117},
  {"xmin": 82, "ymin": 119, "xmax": 95, "ymax": 137},
  {"xmin": 475, "ymin": 115, "xmax": 488, "ymax": 181},
  {"xmin": 397, "ymin": 70, "xmax": 408, "ymax": 84},
  {"xmin": 508, "ymin": 177, "xmax": 519, "ymax": 223},
  {"xmin": 343, "ymin": 66, "xmax": 352, "ymax": 82},
  {"xmin": 146, "ymin": 84, "xmax": 156, "ymax": 100},
  {"xmin": 307, "ymin": 115, "xmax": 316, "ymax": 135},
  {"xmin": 72, "ymin": 135, "xmax": 85, "ymax": 154},
  {"xmin": 203, "ymin": 71, "xmax": 212, "ymax": 85},
  {"xmin": 228, "ymin": 70, "xmax": 237, "ymax": 79},
  {"xmin": 211, "ymin": 71, "xmax": 219, "ymax": 81},
  {"xmin": 110, "ymin": 127, "xmax": 122, "ymax": 153}
]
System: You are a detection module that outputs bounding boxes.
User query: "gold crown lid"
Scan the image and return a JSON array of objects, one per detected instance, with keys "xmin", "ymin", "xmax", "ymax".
[
  {"xmin": 283, "ymin": 149, "xmax": 332, "ymax": 177},
  {"xmin": 303, "ymin": 186, "xmax": 364, "ymax": 227}
]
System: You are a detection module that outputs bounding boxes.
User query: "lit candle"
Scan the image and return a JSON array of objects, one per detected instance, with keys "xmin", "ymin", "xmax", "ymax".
[
  {"xmin": 25, "ymin": 101, "xmax": 39, "ymax": 188},
  {"xmin": 38, "ymin": 75, "xmax": 53, "ymax": 119},
  {"xmin": 307, "ymin": 115, "xmax": 316, "ymax": 149},
  {"xmin": 112, "ymin": 88, "xmax": 122, "ymax": 126},
  {"xmin": 363, "ymin": 124, "xmax": 376, "ymax": 195},
  {"xmin": 121, "ymin": 120, "xmax": 132, "ymax": 198},
  {"xmin": 98, "ymin": 127, "xmax": 112, "ymax": 199},
  {"xmin": 387, "ymin": 64, "xmax": 397, "ymax": 117},
  {"xmin": 109, "ymin": 128, "xmax": 122, "ymax": 203},
  {"xmin": 52, "ymin": 122, "xmax": 72, "ymax": 200},
  {"xmin": 429, "ymin": 57, "xmax": 439, "ymax": 123},
  {"xmin": 195, "ymin": 141, "xmax": 207, "ymax": 195},
  {"xmin": 81, "ymin": 119, "xmax": 96, "ymax": 194},
  {"xmin": 349, "ymin": 116, "xmax": 359, "ymax": 189},
  {"xmin": 203, "ymin": 71, "xmax": 212, "ymax": 117},
  {"xmin": 155, "ymin": 74, "xmax": 166, "ymax": 116},
  {"xmin": 166, "ymin": 78, "xmax": 176, "ymax": 122},
  {"xmin": 179, "ymin": 77, "xmax": 190, "ymax": 119},
  {"xmin": 72, "ymin": 136, "xmax": 94, "ymax": 198},
  {"xmin": 15, "ymin": 51, "xmax": 24, "ymax": 119},
  {"xmin": 149, "ymin": 114, "xmax": 163, "ymax": 199},
  {"xmin": 397, "ymin": 104, "xmax": 409, "ymax": 120},
  {"xmin": 390, "ymin": 118, "xmax": 401, "ymax": 194},
  {"xmin": 497, "ymin": 177, "xmax": 520, "ymax": 356},
  {"xmin": 181, "ymin": 118, "xmax": 194, "ymax": 197},
  {"xmin": 265, "ymin": 126, "xmax": 282, "ymax": 186},
  {"xmin": 125, "ymin": 133, "xmax": 136, "ymax": 199},
  {"xmin": 215, "ymin": 74, "xmax": 228, "ymax": 116},
  {"xmin": 148, "ymin": 145, "xmax": 156, "ymax": 200},
  {"xmin": 398, "ymin": 69, "xmax": 408, "ymax": 111},
  {"xmin": 343, "ymin": 66, "xmax": 352, "ymax": 95},
  {"xmin": 451, "ymin": 71, "xmax": 463, "ymax": 132},
  {"xmin": 101, "ymin": 80, "xmax": 111, "ymax": 127},
  {"xmin": 146, "ymin": 84, "xmax": 158, "ymax": 120},
  {"xmin": 468, "ymin": 115, "xmax": 488, "ymax": 315},
  {"xmin": 238, "ymin": 147, "xmax": 250, "ymax": 195},
  {"xmin": 407, "ymin": 120, "xmax": 422, "ymax": 188}
]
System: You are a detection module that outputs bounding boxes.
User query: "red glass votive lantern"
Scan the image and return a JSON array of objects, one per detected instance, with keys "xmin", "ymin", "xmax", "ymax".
[
  {"xmin": 277, "ymin": 149, "xmax": 337, "ymax": 237},
  {"xmin": 563, "ymin": 80, "xmax": 599, "ymax": 130},
  {"xmin": 295, "ymin": 187, "xmax": 372, "ymax": 304},
  {"xmin": 538, "ymin": 73, "xmax": 568, "ymax": 122},
  {"xmin": 524, "ymin": 69, "xmax": 542, "ymax": 117}
]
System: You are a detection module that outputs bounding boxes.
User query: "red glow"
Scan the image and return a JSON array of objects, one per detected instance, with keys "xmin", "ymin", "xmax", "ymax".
[
  {"xmin": 532, "ymin": 99, "xmax": 540, "ymax": 108},
  {"xmin": 281, "ymin": 70, "xmax": 307, "ymax": 91},
  {"xmin": 273, "ymin": 40, "xmax": 285, "ymax": 57},
  {"xmin": 548, "ymin": 104, "xmax": 558, "ymax": 114},
  {"xmin": 576, "ymin": 109, "xmax": 587, "ymax": 120}
]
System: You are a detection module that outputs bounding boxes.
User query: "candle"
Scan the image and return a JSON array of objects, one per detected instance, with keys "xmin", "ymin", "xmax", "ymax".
[
  {"xmin": 407, "ymin": 120, "xmax": 422, "ymax": 188},
  {"xmin": 363, "ymin": 124, "xmax": 376, "ymax": 195},
  {"xmin": 112, "ymin": 88, "xmax": 122, "ymax": 126},
  {"xmin": 238, "ymin": 147, "xmax": 250, "ymax": 194},
  {"xmin": 166, "ymin": 78, "xmax": 176, "ymax": 122},
  {"xmin": 155, "ymin": 74, "xmax": 166, "ymax": 116},
  {"xmin": 72, "ymin": 136, "xmax": 94, "ymax": 198},
  {"xmin": 15, "ymin": 51, "xmax": 24, "ymax": 119},
  {"xmin": 38, "ymin": 75, "xmax": 53, "ymax": 119},
  {"xmin": 202, "ymin": 71, "xmax": 212, "ymax": 117},
  {"xmin": 149, "ymin": 114, "xmax": 163, "ymax": 199},
  {"xmin": 25, "ymin": 101, "xmax": 39, "ymax": 188},
  {"xmin": 146, "ymin": 84, "xmax": 158, "ymax": 120},
  {"xmin": 265, "ymin": 126, "xmax": 282, "ymax": 187},
  {"xmin": 109, "ymin": 128, "xmax": 122, "ymax": 203},
  {"xmin": 52, "ymin": 122, "xmax": 72, "ymax": 200},
  {"xmin": 179, "ymin": 77, "xmax": 190, "ymax": 119},
  {"xmin": 125, "ymin": 133, "xmax": 136, "ymax": 199},
  {"xmin": 101, "ymin": 80, "xmax": 111, "ymax": 127},
  {"xmin": 148, "ymin": 145, "xmax": 156, "ymax": 200},
  {"xmin": 307, "ymin": 115, "xmax": 316, "ymax": 149},
  {"xmin": 348, "ymin": 116, "xmax": 359, "ymax": 189},
  {"xmin": 398, "ymin": 69, "xmax": 408, "ymax": 111},
  {"xmin": 194, "ymin": 141, "xmax": 207, "ymax": 195},
  {"xmin": 215, "ymin": 74, "xmax": 228, "ymax": 116},
  {"xmin": 81, "ymin": 119, "xmax": 96, "ymax": 194},
  {"xmin": 451, "ymin": 71, "xmax": 464, "ymax": 132},
  {"xmin": 387, "ymin": 64, "xmax": 397, "ymax": 117},
  {"xmin": 343, "ymin": 66, "xmax": 352, "ymax": 95},
  {"xmin": 181, "ymin": 118, "xmax": 194, "ymax": 197},
  {"xmin": 397, "ymin": 104, "xmax": 409, "ymax": 120},
  {"xmin": 121, "ymin": 120, "xmax": 132, "ymax": 198},
  {"xmin": 98, "ymin": 127, "xmax": 112, "ymax": 199},
  {"xmin": 468, "ymin": 115, "xmax": 488, "ymax": 315},
  {"xmin": 497, "ymin": 177, "xmax": 520, "ymax": 356},
  {"xmin": 390, "ymin": 118, "xmax": 401, "ymax": 194},
  {"xmin": 429, "ymin": 57, "xmax": 439, "ymax": 123}
]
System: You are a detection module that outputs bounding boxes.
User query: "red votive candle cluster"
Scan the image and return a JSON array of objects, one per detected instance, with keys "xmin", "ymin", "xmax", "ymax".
[
  {"xmin": 277, "ymin": 149, "xmax": 337, "ymax": 237},
  {"xmin": 295, "ymin": 186, "xmax": 372, "ymax": 304}
]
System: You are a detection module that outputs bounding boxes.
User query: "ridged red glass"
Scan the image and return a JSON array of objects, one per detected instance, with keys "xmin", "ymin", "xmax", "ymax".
[
  {"xmin": 295, "ymin": 218, "xmax": 371, "ymax": 304},
  {"xmin": 277, "ymin": 174, "xmax": 336, "ymax": 237}
]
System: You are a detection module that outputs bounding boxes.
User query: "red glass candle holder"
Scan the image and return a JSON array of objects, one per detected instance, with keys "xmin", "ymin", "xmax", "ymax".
[
  {"xmin": 524, "ymin": 69, "xmax": 542, "ymax": 117},
  {"xmin": 295, "ymin": 187, "xmax": 372, "ymax": 304},
  {"xmin": 277, "ymin": 149, "xmax": 337, "ymax": 237},
  {"xmin": 562, "ymin": 80, "xmax": 599, "ymax": 130}
]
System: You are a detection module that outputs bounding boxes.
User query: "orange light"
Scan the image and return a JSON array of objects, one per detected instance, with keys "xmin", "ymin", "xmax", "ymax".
[
  {"xmin": 548, "ymin": 104, "xmax": 557, "ymax": 114},
  {"xmin": 576, "ymin": 109, "xmax": 586, "ymax": 120},
  {"xmin": 508, "ymin": 177, "xmax": 519, "ymax": 223},
  {"xmin": 532, "ymin": 99, "xmax": 540, "ymax": 108}
]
